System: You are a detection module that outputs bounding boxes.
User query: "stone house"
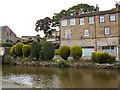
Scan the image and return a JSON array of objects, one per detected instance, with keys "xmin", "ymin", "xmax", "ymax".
[
  {"xmin": 21, "ymin": 36, "xmax": 37, "ymax": 42},
  {"xmin": 47, "ymin": 30, "xmax": 60, "ymax": 44},
  {"xmin": 0, "ymin": 26, "xmax": 21, "ymax": 43},
  {"xmin": 60, "ymin": 2, "xmax": 120, "ymax": 59}
]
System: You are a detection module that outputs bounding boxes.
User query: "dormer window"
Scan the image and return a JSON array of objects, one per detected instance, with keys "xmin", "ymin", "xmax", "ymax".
[
  {"xmin": 70, "ymin": 19, "xmax": 75, "ymax": 25},
  {"xmin": 62, "ymin": 20, "xmax": 67, "ymax": 26},
  {"xmin": 89, "ymin": 17, "xmax": 94, "ymax": 24}
]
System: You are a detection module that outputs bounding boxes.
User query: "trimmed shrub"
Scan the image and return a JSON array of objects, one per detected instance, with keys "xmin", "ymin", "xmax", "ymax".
[
  {"xmin": 10, "ymin": 45, "xmax": 16, "ymax": 56},
  {"xmin": 59, "ymin": 45, "xmax": 70, "ymax": 60},
  {"xmin": 31, "ymin": 42, "xmax": 42, "ymax": 60},
  {"xmin": 55, "ymin": 44, "xmax": 60, "ymax": 49},
  {"xmin": 91, "ymin": 52, "xmax": 97, "ymax": 62},
  {"xmin": 55, "ymin": 49, "xmax": 59, "ymax": 55},
  {"xmin": 39, "ymin": 51, "xmax": 44, "ymax": 60},
  {"xmin": 96, "ymin": 51, "xmax": 109, "ymax": 64},
  {"xmin": 22, "ymin": 45, "xmax": 31, "ymax": 57},
  {"xmin": 0, "ymin": 42, "xmax": 13, "ymax": 47},
  {"xmin": 6, "ymin": 39, "xmax": 13, "ymax": 43},
  {"xmin": 108, "ymin": 54, "xmax": 116, "ymax": 64},
  {"xmin": 15, "ymin": 42, "xmax": 24, "ymax": 56},
  {"xmin": 42, "ymin": 42, "xmax": 55, "ymax": 60},
  {"xmin": 70, "ymin": 45, "xmax": 82, "ymax": 59}
]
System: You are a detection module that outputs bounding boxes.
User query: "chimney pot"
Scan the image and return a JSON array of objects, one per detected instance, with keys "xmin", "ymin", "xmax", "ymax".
[
  {"xmin": 96, "ymin": 4, "xmax": 99, "ymax": 12},
  {"xmin": 78, "ymin": 9, "xmax": 82, "ymax": 15}
]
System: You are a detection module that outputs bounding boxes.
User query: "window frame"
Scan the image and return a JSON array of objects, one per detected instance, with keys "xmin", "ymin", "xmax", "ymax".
[
  {"xmin": 110, "ymin": 14, "xmax": 116, "ymax": 22},
  {"xmin": 62, "ymin": 19, "xmax": 67, "ymax": 26},
  {"xmin": 89, "ymin": 17, "xmax": 94, "ymax": 24},
  {"xmin": 84, "ymin": 29, "xmax": 89, "ymax": 36},
  {"xmin": 80, "ymin": 18, "xmax": 84, "ymax": 25},
  {"xmin": 104, "ymin": 26, "xmax": 110, "ymax": 35},
  {"xmin": 70, "ymin": 19, "xmax": 75, "ymax": 25},
  {"xmin": 65, "ymin": 30, "xmax": 71, "ymax": 39},
  {"xmin": 99, "ymin": 15, "xmax": 105, "ymax": 23}
]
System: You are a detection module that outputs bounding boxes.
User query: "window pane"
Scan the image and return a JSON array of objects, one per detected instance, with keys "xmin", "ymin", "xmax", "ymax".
[
  {"xmin": 89, "ymin": 17, "xmax": 94, "ymax": 24},
  {"xmin": 80, "ymin": 18, "xmax": 84, "ymax": 25},
  {"xmin": 105, "ymin": 27, "xmax": 110, "ymax": 35},
  {"xmin": 62, "ymin": 20, "xmax": 67, "ymax": 26},
  {"xmin": 70, "ymin": 19, "xmax": 75, "ymax": 25},
  {"xmin": 84, "ymin": 29, "xmax": 89, "ymax": 36},
  {"xmin": 100, "ymin": 16, "xmax": 104, "ymax": 22},
  {"xmin": 110, "ymin": 14, "xmax": 115, "ymax": 21},
  {"xmin": 66, "ymin": 30, "xmax": 70, "ymax": 38}
]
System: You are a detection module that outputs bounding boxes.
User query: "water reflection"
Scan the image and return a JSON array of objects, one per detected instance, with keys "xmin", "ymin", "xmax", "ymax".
[{"xmin": 2, "ymin": 65, "xmax": 118, "ymax": 88}]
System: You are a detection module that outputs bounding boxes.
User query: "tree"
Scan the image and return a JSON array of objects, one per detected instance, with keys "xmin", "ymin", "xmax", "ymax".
[
  {"xmin": 51, "ymin": 3, "xmax": 96, "ymax": 27},
  {"xmin": 35, "ymin": 17, "xmax": 52, "ymax": 37}
]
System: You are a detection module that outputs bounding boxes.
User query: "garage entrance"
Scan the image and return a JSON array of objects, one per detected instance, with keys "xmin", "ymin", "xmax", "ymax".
[
  {"xmin": 100, "ymin": 46, "xmax": 116, "ymax": 56},
  {"xmin": 82, "ymin": 46, "xmax": 94, "ymax": 57}
]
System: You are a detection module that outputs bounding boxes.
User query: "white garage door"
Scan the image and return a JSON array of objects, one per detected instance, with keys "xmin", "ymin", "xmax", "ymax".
[{"xmin": 82, "ymin": 47, "xmax": 94, "ymax": 57}]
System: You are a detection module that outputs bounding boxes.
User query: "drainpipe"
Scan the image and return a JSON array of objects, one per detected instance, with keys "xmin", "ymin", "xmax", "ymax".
[
  {"xmin": 59, "ymin": 20, "xmax": 61, "ymax": 46},
  {"xmin": 94, "ymin": 16, "xmax": 97, "ymax": 52}
]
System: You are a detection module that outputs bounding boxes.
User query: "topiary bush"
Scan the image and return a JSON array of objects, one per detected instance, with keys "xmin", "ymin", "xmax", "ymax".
[
  {"xmin": 91, "ymin": 52, "xmax": 97, "ymax": 62},
  {"xmin": 55, "ymin": 44, "xmax": 60, "ymax": 49},
  {"xmin": 22, "ymin": 45, "xmax": 31, "ymax": 57},
  {"xmin": 6, "ymin": 39, "xmax": 13, "ymax": 43},
  {"xmin": 10, "ymin": 45, "xmax": 16, "ymax": 56},
  {"xmin": 42, "ymin": 42, "xmax": 55, "ymax": 60},
  {"xmin": 108, "ymin": 54, "xmax": 116, "ymax": 64},
  {"xmin": 70, "ymin": 45, "xmax": 82, "ymax": 59},
  {"xmin": 15, "ymin": 42, "xmax": 24, "ymax": 56},
  {"xmin": 59, "ymin": 45, "xmax": 70, "ymax": 60},
  {"xmin": 1, "ymin": 42, "xmax": 13, "ymax": 47},
  {"xmin": 39, "ymin": 51, "xmax": 44, "ymax": 60},
  {"xmin": 95, "ymin": 51, "xmax": 109, "ymax": 64},
  {"xmin": 31, "ymin": 42, "xmax": 42, "ymax": 60}
]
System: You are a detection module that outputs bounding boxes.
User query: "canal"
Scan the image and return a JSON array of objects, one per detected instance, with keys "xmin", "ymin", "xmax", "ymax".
[{"xmin": 2, "ymin": 65, "xmax": 118, "ymax": 88}]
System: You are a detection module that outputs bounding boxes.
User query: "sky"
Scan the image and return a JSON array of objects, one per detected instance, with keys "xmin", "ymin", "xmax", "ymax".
[{"xmin": 0, "ymin": 0, "xmax": 119, "ymax": 38}]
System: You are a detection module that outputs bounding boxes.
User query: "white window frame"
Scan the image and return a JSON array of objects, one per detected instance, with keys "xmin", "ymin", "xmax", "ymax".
[
  {"xmin": 104, "ymin": 27, "xmax": 110, "ymax": 35},
  {"xmin": 84, "ymin": 29, "xmax": 89, "ymax": 36},
  {"xmin": 62, "ymin": 20, "xmax": 67, "ymax": 26},
  {"xmin": 99, "ymin": 15, "xmax": 105, "ymax": 23},
  {"xmin": 70, "ymin": 19, "xmax": 75, "ymax": 25},
  {"xmin": 110, "ymin": 14, "xmax": 116, "ymax": 21},
  {"xmin": 89, "ymin": 17, "xmax": 94, "ymax": 24},
  {"xmin": 65, "ymin": 30, "xmax": 71, "ymax": 39},
  {"xmin": 80, "ymin": 18, "xmax": 84, "ymax": 25}
]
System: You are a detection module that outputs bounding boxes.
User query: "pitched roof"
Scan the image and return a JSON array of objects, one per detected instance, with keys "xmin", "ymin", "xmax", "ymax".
[
  {"xmin": 61, "ymin": 9, "xmax": 120, "ymax": 20},
  {"xmin": 0, "ymin": 26, "xmax": 17, "ymax": 36}
]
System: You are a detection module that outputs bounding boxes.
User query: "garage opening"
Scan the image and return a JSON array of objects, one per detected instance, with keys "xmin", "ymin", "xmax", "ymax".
[
  {"xmin": 100, "ymin": 46, "xmax": 116, "ymax": 56},
  {"xmin": 82, "ymin": 46, "xmax": 94, "ymax": 57}
]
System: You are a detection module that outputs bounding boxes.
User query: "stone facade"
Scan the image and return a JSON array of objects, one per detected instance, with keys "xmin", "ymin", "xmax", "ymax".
[
  {"xmin": 0, "ymin": 26, "xmax": 21, "ymax": 43},
  {"xmin": 60, "ymin": 3, "xmax": 120, "ymax": 59}
]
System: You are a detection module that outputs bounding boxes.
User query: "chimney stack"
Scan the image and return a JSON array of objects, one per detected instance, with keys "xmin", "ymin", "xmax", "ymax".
[
  {"xmin": 116, "ymin": 1, "xmax": 119, "ymax": 10},
  {"xmin": 78, "ymin": 9, "xmax": 82, "ymax": 15},
  {"xmin": 96, "ymin": 4, "xmax": 99, "ymax": 12}
]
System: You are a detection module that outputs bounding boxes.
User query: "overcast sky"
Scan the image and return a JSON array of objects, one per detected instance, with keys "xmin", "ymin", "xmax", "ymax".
[{"xmin": 0, "ymin": 0, "xmax": 118, "ymax": 38}]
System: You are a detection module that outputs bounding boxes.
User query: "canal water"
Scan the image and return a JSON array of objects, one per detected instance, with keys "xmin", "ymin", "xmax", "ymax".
[{"xmin": 2, "ymin": 65, "xmax": 118, "ymax": 88}]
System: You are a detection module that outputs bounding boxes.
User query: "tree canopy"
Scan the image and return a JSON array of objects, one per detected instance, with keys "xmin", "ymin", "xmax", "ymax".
[
  {"xmin": 51, "ymin": 3, "xmax": 96, "ymax": 27},
  {"xmin": 35, "ymin": 17, "xmax": 52, "ymax": 37}
]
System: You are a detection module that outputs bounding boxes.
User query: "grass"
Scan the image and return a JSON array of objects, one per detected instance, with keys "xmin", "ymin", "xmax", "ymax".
[
  {"xmin": 14, "ymin": 82, "xmax": 22, "ymax": 86},
  {"xmin": 14, "ymin": 82, "xmax": 24, "ymax": 86}
]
